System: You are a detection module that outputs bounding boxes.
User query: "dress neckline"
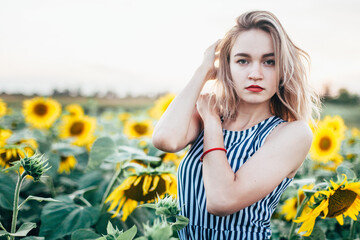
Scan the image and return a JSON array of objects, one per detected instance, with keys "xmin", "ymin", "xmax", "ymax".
[{"xmin": 222, "ymin": 115, "xmax": 276, "ymax": 134}]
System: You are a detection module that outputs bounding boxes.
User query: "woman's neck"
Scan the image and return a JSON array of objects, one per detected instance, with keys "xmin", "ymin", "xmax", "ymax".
[{"xmin": 223, "ymin": 101, "xmax": 272, "ymax": 131}]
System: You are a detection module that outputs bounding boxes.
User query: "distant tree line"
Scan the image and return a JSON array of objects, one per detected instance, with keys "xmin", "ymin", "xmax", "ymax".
[{"xmin": 323, "ymin": 88, "xmax": 360, "ymax": 105}]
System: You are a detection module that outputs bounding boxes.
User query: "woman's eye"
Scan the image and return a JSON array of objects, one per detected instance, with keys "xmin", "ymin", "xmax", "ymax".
[
  {"xmin": 264, "ymin": 60, "xmax": 275, "ymax": 65},
  {"xmin": 236, "ymin": 59, "xmax": 248, "ymax": 64}
]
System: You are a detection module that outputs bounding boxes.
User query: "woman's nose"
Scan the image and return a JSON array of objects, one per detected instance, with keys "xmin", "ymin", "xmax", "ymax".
[{"xmin": 248, "ymin": 64, "xmax": 263, "ymax": 80}]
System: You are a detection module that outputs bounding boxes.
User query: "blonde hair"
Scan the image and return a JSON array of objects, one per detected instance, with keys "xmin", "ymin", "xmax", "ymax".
[{"xmin": 213, "ymin": 10, "xmax": 320, "ymax": 122}]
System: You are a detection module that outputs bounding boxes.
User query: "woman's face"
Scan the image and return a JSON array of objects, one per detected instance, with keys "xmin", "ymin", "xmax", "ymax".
[{"xmin": 229, "ymin": 29, "xmax": 278, "ymax": 106}]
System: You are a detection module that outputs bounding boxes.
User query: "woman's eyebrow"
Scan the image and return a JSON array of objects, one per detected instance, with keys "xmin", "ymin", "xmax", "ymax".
[
  {"xmin": 263, "ymin": 53, "xmax": 274, "ymax": 58},
  {"xmin": 233, "ymin": 52, "xmax": 274, "ymax": 58}
]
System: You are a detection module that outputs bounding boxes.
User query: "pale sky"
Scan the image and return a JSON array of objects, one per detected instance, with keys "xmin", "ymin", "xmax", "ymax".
[{"xmin": 1, "ymin": 0, "xmax": 360, "ymax": 97}]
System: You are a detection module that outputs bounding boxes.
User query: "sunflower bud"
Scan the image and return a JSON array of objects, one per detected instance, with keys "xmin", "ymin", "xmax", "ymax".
[
  {"xmin": 20, "ymin": 151, "xmax": 49, "ymax": 181},
  {"xmin": 154, "ymin": 194, "xmax": 180, "ymax": 217}
]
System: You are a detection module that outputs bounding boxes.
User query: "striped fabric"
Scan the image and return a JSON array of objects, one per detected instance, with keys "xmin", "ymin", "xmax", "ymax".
[{"xmin": 177, "ymin": 116, "xmax": 293, "ymax": 240}]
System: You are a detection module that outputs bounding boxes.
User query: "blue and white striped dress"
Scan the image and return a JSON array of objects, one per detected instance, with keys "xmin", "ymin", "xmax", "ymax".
[{"xmin": 177, "ymin": 115, "xmax": 293, "ymax": 239}]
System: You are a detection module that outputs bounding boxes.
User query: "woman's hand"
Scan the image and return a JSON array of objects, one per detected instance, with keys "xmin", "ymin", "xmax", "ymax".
[
  {"xmin": 201, "ymin": 39, "xmax": 221, "ymax": 82},
  {"xmin": 196, "ymin": 93, "xmax": 220, "ymax": 123}
]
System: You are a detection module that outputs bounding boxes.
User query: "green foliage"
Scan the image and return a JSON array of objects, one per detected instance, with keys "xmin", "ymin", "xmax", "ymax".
[
  {"xmin": 303, "ymin": 226, "xmax": 326, "ymax": 240},
  {"xmin": 87, "ymin": 137, "xmax": 117, "ymax": 171},
  {"xmin": 71, "ymin": 229, "xmax": 101, "ymax": 240},
  {"xmin": 95, "ymin": 223, "xmax": 137, "ymax": 240},
  {"xmin": 39, "ymin": 196, "xmax": 100, "ymax": 239},
  {"xmin": 0, "ymin": 172, "xmax": 16, "ymax": 210}
]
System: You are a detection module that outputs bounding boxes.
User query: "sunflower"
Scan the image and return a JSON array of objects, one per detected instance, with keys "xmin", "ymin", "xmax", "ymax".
[
  {"xmin": 280, "ymin": 184, "xmax": 314, "ymax": 221},
  {"xmin": 105, "ymin": 170, "xmax": 177, "ymax": 221},
  {"xmin": 312, "ymin": 153, "xmax": 344, "ymax": 172},
  {"xmin": 0, "ymin": 139, "xmax": 38, "ymax": 168},
  {"xmin": 0, "ymin": 99, "xmax": 7, "ymax": 118},
  {"xmin": 22, "ymin": 97, "xmax": 61, "ymax": 129},
  {"xmin": 85, "ymin": 135, "xmax": 97, "ymax": 152},
  {"xmin": 0, "ymin": 129, "xmax": 12, "ymax": 147},
  {"xmin": 162, "ymin": 151, "xmax": 187, "ymax": 169},
  {"xmin": 101, "ymin": 111, "xmax": 116, "ymax": 121},
  {"xmin": 148, "ymin": 93, "xmax": 176, "ymax": 119},
  {"xmin": 118, "ymin": 112, "xmax": 131, "ymax": 123},
  {"xmin": 320, "ymin": 115, "xmax": 346, "ymax": 140},
  {"xmin": 123, "ymin": 119, "xmax": 154, "ymax": 139},
  {"xmin": 351, "ymin": 127, "xmax": 360, "ymax": 138},
  {"xmin": 309, "ymin": 124, "xmax": 341, "ymax": 163},
  {"xmin": 65, "ymin": 103, "xmax": 84, "ymax": 117},
  {"xmin": 59, "ymin": 115, "xmax": 96, "ymax": 146},
  {"xmin": 294, "ymin": 174, "xmax": 360, "ymax": 236},
  {"xmin": 58, "ymin": 155, "xmax": 77, "ymax": 174}
]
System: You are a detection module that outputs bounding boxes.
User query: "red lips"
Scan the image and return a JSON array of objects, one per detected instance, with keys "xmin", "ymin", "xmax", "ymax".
[{"xmin": 246, "ymin": 85, "xmax": 264, "ymax": 92}]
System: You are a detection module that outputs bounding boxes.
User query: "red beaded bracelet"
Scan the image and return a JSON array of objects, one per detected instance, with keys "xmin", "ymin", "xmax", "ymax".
[{"xmin": 200, "ymin": 147, "xmax": 227, "ymax": 162}]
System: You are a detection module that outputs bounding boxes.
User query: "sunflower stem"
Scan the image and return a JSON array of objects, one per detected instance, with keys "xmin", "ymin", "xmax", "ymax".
[
  {"xmin": 10, "ymin": 171, "xmax": 26, "ymax": 240},
  {"xmin": 100, "ymin": 165, "xmax": 122, "ymax": 212},
  {"xmin": 46, "ymin": 176, "xmax": 57, "ymax": 198},
  {"xmin": 77, "ymin": 195, "xmax": 92, "ymax": 207},
  {"xmin": 349, "ymin": 218, "xmax": 357, "ymax": 240},
  {"xmin": 288, "ymin": 195, "xmax": 310, "ymax": 240},
  {"xmin": 129, "ymin": 214, "xmax": 145, "ymax": 235}
]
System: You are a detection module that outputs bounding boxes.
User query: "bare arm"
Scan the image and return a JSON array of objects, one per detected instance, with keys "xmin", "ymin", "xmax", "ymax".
[
  {"xmin": 152, "ymin": 41, "xmax": 220, "ymax": 152},
  {"xmin": 197, "ymin": 94, "xmax": 313, "ymax": 216}
]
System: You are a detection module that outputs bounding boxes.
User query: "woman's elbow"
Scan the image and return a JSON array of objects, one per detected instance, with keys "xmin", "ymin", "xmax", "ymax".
[
  {"xmin": 206, "ymin": 198, "xmax": 237, "ymax": 217},
  {"xmin": 152, "ymin": 131, "xmax": 183, "ymax": 153}
]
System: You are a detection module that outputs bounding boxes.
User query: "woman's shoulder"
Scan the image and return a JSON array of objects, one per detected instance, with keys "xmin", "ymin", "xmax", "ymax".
[{"xmin": 267, "ymin": 119, "xmax": 313, "ymax": 147}]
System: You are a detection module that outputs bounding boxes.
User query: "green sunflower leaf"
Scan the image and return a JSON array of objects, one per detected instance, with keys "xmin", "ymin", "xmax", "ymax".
[
  {"xmin": 71, "ymin": 229, "xmax": 101, "ymax": 240},
  {"xmin": 106, "ymin": 221, "xmax": 118, "ymax": 235},
  {"xmin": 137, "ymin": 203, "xmax": 157, "ymax": 209},
  {"xmin": 22, "ymin": 237, "xmax": 45, "ymax": 240},
  {"xmin": 132, "ymin": 154, "xmax": 161, "ymax": 163},
  {"xmin": 303, "ymin": 226, "xmax": 326, "ymax": 239},
  {"xmin": 302, "ymin": 189, "xmax": 317, "ymax": 198},
  {"xmin": 87, "ymin": 137, "xmax": 117, "ymax": 172},
  {"xmin": 0, "ymin": 172, "xmax": 16, "ymax": 210},
  {"xmin": 149, "ymin": 224, "xmax": 172, "ymax": 240},
  {"xmin": 9, "ymin": 222, "xmax": 36, "ymax": 237},
  {"xmin": 172, "ymin": 215, "xmax": 189, "ymax": 231},
  {"xmin": 45, "ymin": 151, "xmax": 60, "ymax": 178},
  {"xmin": 0, "ymin": 230, "xmax": 9, "ymax": 237},
  {"xmin": 18, "ymin": 196, "xmax": 60, "ymax": 210},
  {"xmin": 39, "ymin": 196, "xmax": 100, "ymax": 240},
  {"xmin": 104, "ymin": 152, "xmax": 131, "ymax": 163},
  {"xmin": 1, "ymin": 161, "xmax": 21, "ymax": 173},
  {"xmin": 118, "ymin": 145, "xmax": 146, "ymax": 155},
  {"xmin": 336, "ymin": 165, "xmax": 356, "ymax": 181},
  {"xmin": 51, "ymin": 142, "xmax": 85, "ymax": 156},
  {"xmin": 116, "ymin": 225, "xmax": 137, "ymax": 240}
]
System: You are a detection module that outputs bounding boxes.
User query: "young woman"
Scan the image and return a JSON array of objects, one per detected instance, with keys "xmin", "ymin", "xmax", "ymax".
[{"xmin": 152, "ymin": 10, "xmax": 320, "ymax": 239}]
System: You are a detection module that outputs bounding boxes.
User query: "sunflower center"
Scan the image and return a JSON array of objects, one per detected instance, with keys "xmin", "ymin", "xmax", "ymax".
[
  {"xmin": 327, "ymin": 189, "xmax": 357, "ymax": 218},
  {"xmin": 34, "ymin": 103, "xmax": 48, "ymax": 116},
  {"xmin": 134, "ymin": 124, "xmax": 148, "ymax": 135},
  {"xmin": 124, "ymin": 176, "xmax": 166, "ymax": 202},
  {"xmin": 70, "ymin": 121, "xmax": 84, "ymax": 135},
  {"xmin": 0, "ymin": 149, "xmax": 19, "ymax": 166},
  {"xmin": 60, "ymin": 156, "xmax": 67, "ymax": 162},
  {"xmin": 319, "ymin": 137, "xmax": 332, "ymax": 151}
]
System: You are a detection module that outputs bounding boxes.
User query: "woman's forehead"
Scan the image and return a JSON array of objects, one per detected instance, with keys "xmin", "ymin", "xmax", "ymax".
[{"xmin": 231, "ymin": 29, "xmax": 274, "ymax": 57}]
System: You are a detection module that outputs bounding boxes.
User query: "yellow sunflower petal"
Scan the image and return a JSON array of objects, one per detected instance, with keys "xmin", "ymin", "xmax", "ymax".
[
  {"xmin": 330, "ymin": 180, "xmax": 339, "ymax": 190},
  {"xmin": 142, "ymin": 175, "xmax": 152, "ymax": 195},
  {"xmin": 133, "ymin": 176, "xmax": 142, "ymax": 186},
  {"xmin": 161, "ymin": 174, "xmax": 172, "ymax": 192},
  {"xmin": 111, "ymin": 197, "xmax": 127, "ymax": 218},
  {"xmin": 297, "ymin": 216, "xmax": 316, "ymax": 237},
  {"xmin": 336, "ymin": 214, "xmax": 344, "ymax": 225},
  {"xmin": 121, "ymin": 199, "xmax": 138, "ymax": 221},
  {"xmin": 149, "ymin": 175, "xmax": 160, "ymax": 192},
  {"xmin": 108, "ymin": 194, "xmax": 123, "ymax": 212}
]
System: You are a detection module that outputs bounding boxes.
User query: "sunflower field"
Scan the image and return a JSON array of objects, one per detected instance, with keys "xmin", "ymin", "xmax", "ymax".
[{"xmin": 0, "ymin": 95, "xmax": 360, "ymax": 240}]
